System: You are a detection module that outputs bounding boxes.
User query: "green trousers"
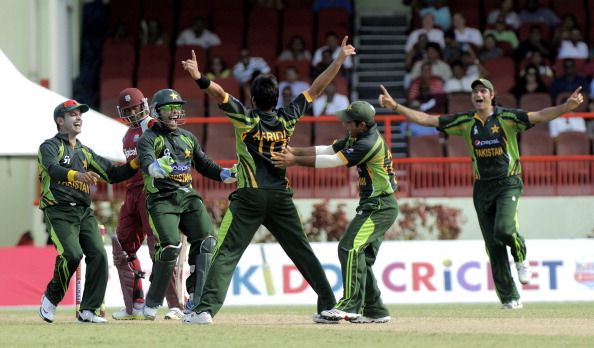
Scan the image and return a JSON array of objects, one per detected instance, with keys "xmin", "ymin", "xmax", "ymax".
[
  {"xmin": 335, "ymin": 194, "xmax": 398, "ymax": 317},
  {"xmin": 43, "ymin": 205, "xmax": 107, "ymax": 312},
  {"xmin": 196, "ymin": 188, "xmax": 336, "ymax": 316},
  {"xmin": 473, "ymin": 175, "xmax": 527, "ymax": 303}
]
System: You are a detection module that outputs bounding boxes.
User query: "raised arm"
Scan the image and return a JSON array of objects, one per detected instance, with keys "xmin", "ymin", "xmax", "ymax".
[
  {"xmin": 378, "ymin": 84, "xmax": 439, "ymax": 127},
  {"xmin": 181, "ymin": 49, "xmax": 227, "ymax": 104},
  {"xmin": 306, "ymin": 36, "xmax": 356, "ymax": 99},
  {"xmin": 528, "ymin": 87, "xmax": 584, "ymax": 124}
]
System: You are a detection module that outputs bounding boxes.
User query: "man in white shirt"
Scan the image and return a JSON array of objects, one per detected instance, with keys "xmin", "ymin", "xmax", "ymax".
[
  {"xmin": 176, "ymin": 17, "xmax": 221, "ymax": 48},
  {"xmin": 232, "ymin": 48, "xmax": 271, "ymax": 85},
  {"xmin": 452, "ymin": 13, "xmax": 483, "ymax": 48},
  {"xmin": 312, "ymin": 81, "xmax": 349, "ymax": 116},
  {"xmin": 405, "ymin": 13, "xmax": 445, "ymax": 52},
  {"xmin": 277, "ymin": 67, "xmax": 311, "ymax": 108},
  {"xmin": 312, "ymin": 31, "xmax": 353, "ymax": 69},
  {"xmin": 549, "ymin": 117, "xmax": 586, "ymax": 138},
  {"xmin": 444, "ymin": 61, "xmax": 475, "ymax": 93},
  {"xmin": 557, "ymin": 29, "xmax": 589, "ymax": 60}
]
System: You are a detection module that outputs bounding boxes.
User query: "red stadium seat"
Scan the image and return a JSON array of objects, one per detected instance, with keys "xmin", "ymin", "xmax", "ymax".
[
  {"xmin": 408, "ymin": 135, "xmax": 445, "ymax": 196},
  {"xmin": 178, "ymin": 0, "xmax": 211, "ymax": 31},
  {"xmin": 136, "ymin": 77, "xmax": 168, "ymax": 98},
  {"xmin": 483, "ymin": 57, "xmax": 515, "ymax": 79},
  {"xmin": 521, "ymin": 129, "xmax": 554, "ymax": 156},
  {"xmin": 314, "ymin": 121, "xmax": 345, "ymax": 145},
  {"xmin": 172, "ymin": 46, "xmax": 207, "ymax": 78},
  {"xmin": 100, "ymin": 77, "xmax": 133, "ymax": 100},
  {"xmin": 108, "ymin": 0, "xmax": 141, "ymax": 37},
  {"xmin": 276, "ymin": 60, "xmax": 312, "ymax": 81},
  {"xmin": 519, "ymin": 93, "xmax": 551, "ymax": 111},
  {"xmin": 490, "ymin": 74, "xmax": 515, "ymax": 94},
  {"xmin": 204, "ymin": 123, "xmax": 237, "ymax": 160},
  {"xmin": 555, "ymin": 131, "xmax": 592, "ymax": 194},
  {"xmin": 447, "ymin": 93, "xmax": 473, "ymax": 113},
  {"xmin": 288, "ymin": 122, "xmax": 312, "ymax": 147},
  {"xmin": 209, "ymin": 44, "xmax": 241, "ymax": 69}
]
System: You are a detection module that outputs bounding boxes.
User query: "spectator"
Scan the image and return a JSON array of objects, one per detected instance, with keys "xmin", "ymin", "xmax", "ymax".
[
  {"xmin": 277, "ymin": 66, "xmax": 311, "ymax": 108},
  {"xmin": 232, "ymin": 48, "xmax": 271, "ymax": 85},
  {"xmin": 479, "ymin": 34, "xmax": 503, "ymax": 61},
  {"xmin": 407, "ymin": 42, "xmax": 452, "ymax": 88},
  {"xmin": 511, "ymin": 64, "xmax": 549, "ymax": 99},
  {"xmin": 452, "ymin": 12, "xmax": 483, "ymax": 49},
  {"xmin": 514, "ymin": 25, "xmax": 552, "ymax": 62},
  {"xmin": 444, "ymin": 60, "xmax": 474, "ymax": 93},
  {"xmin": 442, "ymin": 30, "xmax": 463, "ymax": 64},
  {"xmin": 278, "ymin": 36, "xmax": 312, "ymax": 61},
  {"xmin": 460, "ymin": 50, "xmax": 486, "ymax": 80},
  {"xmin": 312, "ymin": 81, "xmax": 350, "ymax": 116},
  {"xmin": 418, "ymin": 0, "xmax": 451, "ymax": 31},
  {"xmin": 487, "ymin": 0, "xmax": 521, "ymax": 30},
  {"xmin": 176, "ymin": 17, "xmax": 221, "ymax": 48},
  {"xmin": 311, "ymin": 48, "xmax": 334, "ymax": 78},
  {"xmin": 521, "ymin": 51, "xmax": 554, "ymax": 85},
  {"xmin": 408, "ymin": 62, "xmax": 445, "ymax": 102},
  {"xmin": 205, "ymin": 56, "xmax": 231, "ymax": 80},
  {"xmin": 312, "ymin": 32, "xmax": 353, "ymax": 70},
  {"xmin": 405, "ymin": 13, "xmax": 445, "ymax": 52},
  {"xmin": 403, "ymin": 85, "xmax": 440, "ymax": 136},
  {"xmin": 519, "ymin": 0, "xmax": 560, "ymax": 27},
  {"xmin": 549, "ymin": 116, "xmax": 586, "ymax": 138},
  {"xmin": 280, "ymin": 86, "xmax": 293, "ymax": 108},
  {"xmin": 406, "ymin": 33, "xmax": 429, "ymax": 70},
  {"xmin": 551, "ymin": 14, "xmax": 578, "ymax": 51},
  {"xmin": 140, "ymin": 19, "xmax": 168, "ymax": 46},
  {"xmin": 483, "ymin": 15, "xmax": 519, "ymax": 49},
  {"xmin": 550, "ymin": 58, "xmax": 589, "ymax": 101},
  {"xmin": 557, "ymin": 28, "xmax": 589, "ymax": 60}
]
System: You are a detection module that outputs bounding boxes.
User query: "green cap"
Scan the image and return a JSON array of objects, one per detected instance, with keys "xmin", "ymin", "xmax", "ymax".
[
  {"xmin": 54, "ymin": 99, "xmax": 89, "ymax": 119},
  {"xmin": 336, "ymin": 101, "xmax": 376, "ymax": 123},
  {"xmin": 471, "ymin": 78, "xmax": 494, "ymax": 91}
]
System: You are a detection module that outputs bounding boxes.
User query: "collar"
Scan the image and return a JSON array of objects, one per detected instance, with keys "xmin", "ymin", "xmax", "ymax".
[{"xmin": 56, "ymin": 132, "xmax": 79, "ymax": 145}]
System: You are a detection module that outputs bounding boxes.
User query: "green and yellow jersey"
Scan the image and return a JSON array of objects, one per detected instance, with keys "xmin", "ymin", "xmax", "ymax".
[
  {"xmin": 219, "ymin": 91, "xmax": 312, "ymax": 189},
  {"xmin": 332, "ymin": 124, "xmax": 397, "ymax": 199},
  {"xmin": 136, "ymin": 123, "xmax": 223, "ymax": 193},
  {"xmin": 37, "ymin": 133, "xmax": 137, "ymax": 209},
  {"xmin": 437, "ymin": 106, "xmax": 533, "ymax": 180}
]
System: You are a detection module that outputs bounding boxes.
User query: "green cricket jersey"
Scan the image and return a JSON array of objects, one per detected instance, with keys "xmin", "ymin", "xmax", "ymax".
[
  {"xmin": 136, "ymin": 123, "xmax": 223, "ymax": 193},
  {"xmin": 332, "ymin": 124, "xmax": 397, "ymax": 199},
  {"xmin": 37, "ymin": 133, "xmax": 137, "ymax": 209},
  {"xmin": 437, "ymin": 106, "xmax": 533, "ymax": 180},
  {"xmin": 219, "ymin": 91, "xmax": 312, "ymax": 189}
]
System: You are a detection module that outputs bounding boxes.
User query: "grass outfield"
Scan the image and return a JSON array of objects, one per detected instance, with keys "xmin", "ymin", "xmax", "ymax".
[{"xmin": 1, "ymin": 303, "xmax": 593, "ymax": 347}]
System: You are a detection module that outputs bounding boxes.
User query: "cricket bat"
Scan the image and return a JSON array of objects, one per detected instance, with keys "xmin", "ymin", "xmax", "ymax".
[{"xmin": 260, "ymin": 244, "xmax": 275, "ymax": 296}]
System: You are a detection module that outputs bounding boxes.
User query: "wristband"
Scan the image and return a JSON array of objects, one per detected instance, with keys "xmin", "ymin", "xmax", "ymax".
[{"xmin": 196, "ymin": 75, "xmax": 211, "ymax": 89}]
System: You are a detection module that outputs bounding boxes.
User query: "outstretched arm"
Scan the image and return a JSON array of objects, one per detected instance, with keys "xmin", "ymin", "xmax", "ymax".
[
  {"xmin": 181, "ymin": 49, "xmax": 227, "ymax": 104},
  {"xmin": 378, "ymin": 84, "xmax": 439, "ymax": 127},
  {"xmin": 306, "ymin": 36, "xmax": 356, "ymax": 99},
  {"xmin": 271, "ymin": 145, "xmax": 342, "ymax": 169},
  {"xmin": 528, "ymin": 87, "xmax": 584, "ymax": 124}
]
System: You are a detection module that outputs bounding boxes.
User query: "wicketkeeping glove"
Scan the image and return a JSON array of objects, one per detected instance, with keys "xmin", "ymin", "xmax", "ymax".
[
  {"xmin": 148, "ymin": 155, "xmax": 174, "ymax": 179},
  {"xmin": 220, "ymin": 164, "xmax": 237, "ymax": 184}
]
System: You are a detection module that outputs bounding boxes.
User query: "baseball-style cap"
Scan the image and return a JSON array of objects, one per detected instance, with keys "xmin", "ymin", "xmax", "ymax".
[
  {"xmin": 471, "ymin": 78, "xmax": 494, "ymax": 91},
  {"xmin": 118, "ymin": 88, "xmax": 146, "ymax": 109},
  {"xmin": 53, "ymin": 99, "xmax": 89, "ymax": 118},
  {"xmin": 336, "ymin": 101, "xmax": 376, "ymax": 123}
]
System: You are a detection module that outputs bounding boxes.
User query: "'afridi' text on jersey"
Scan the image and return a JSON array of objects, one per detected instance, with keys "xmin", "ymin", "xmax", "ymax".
[
  {"xmin": 136, "ymin": 123, "xmax": 223, "ymax": 193},
  {"xmin": 38, "ymin": 133, "xmax": 137, "ymax": 208},
  {"xmin": 332, "ymin": 124, "xmax": 397, "ymax": 199},
  {"xmin": 219, "ymin": 92, "xmax": 312, "ymax": 189},
  {"xmin": 437, "ymin": 106, "xmax": 533, "ymax": 180}
]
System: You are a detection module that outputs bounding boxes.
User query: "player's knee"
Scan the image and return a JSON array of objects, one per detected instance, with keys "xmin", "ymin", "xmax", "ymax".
[
  {"xmin": 493, "ymin": 222, "xmax": 513, "ymax": 241},
  {"xmin": 159, "ymin": 243, "xmax": 181, "ymax": 261},
  {"xmin": 199, "ymin": 236, "xmax": 216, "ymax": 254}
]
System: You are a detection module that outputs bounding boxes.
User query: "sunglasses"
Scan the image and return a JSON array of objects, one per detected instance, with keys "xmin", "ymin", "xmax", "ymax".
[{"xmin": 159, "ymin": 104, "xmax": 183, "ymax": 112}]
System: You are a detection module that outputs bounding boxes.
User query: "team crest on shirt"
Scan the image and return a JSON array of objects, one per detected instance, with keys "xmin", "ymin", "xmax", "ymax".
[
  {"xmin": 473, "ymin": 126, "xmax": 478, "ymax": 135},
  {"xmin": 184, "ymin": 148, "xmax": 191, "ymax": 158},
  {"xmin": 490, "ymin": 124, "xmax": 500, "ymax": 134}
]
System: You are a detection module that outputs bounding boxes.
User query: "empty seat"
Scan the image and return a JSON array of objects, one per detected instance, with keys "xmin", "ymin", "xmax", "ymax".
[
  {"xmin": 520, "ymin": 129, "xmax": 554, "ymax": 156},
  {"xmin": 100, "ymin": 77, "xmax": 133, "ymax": 100},
  {"xmin": 555, "ymin": 131, "xmax": 592, "ymax": 194},
  {"xmin": 447, "ymin": 93, "xmax": 473, "ymax": 113},
  {"xmin": 556, "ymin": 131, "xmax": 591, "ymax": 155},
  {"xmin": 445, "ymin": 136, "xmax": 468, "ymax": 157},
  {"xmin": 519, "ymin": 92, "xmax": 551, "ymax": 111},
  {"xmin": 408, "ymin": 135, "xmax": 445, "ymax": 196},
  {"xmin": 288, "ymin": 122, "xmax": 312, "ymax": 147},
  {"xmin": 490, "ymin": 74, "xmax": 515, "ymax": 93},
  {"xmin": 496, "ymin": 92, "xmax": 517, "ymax": 108},
  {"xmin": 445, "ymin": 136, "xmax": 472, "ymax": 194},
  {"xmin": 178, "ymin": 0, "xmax": 211, "ymax": 31},
  {"xmin": 314, "ymin": 122, "xmax": 345, "ymax": 145},
  {"xmin": 172, "ymin": 46, "xmax": 207, "ymax": 78},
  {"xmin": 483, "ymin": 57, "xmax": 515, "ymax": 79},
  {"xmin": 409, "ymin": 135, "xmax": 444, "ymax": 157},
  {"xmin": 136, "ymin": 76, "xmax": 168, "ymax": 98}
]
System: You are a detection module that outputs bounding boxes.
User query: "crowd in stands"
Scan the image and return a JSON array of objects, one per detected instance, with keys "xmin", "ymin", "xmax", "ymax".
[{"xmin": 404, "ymin": 0, "xmax": 594, "ymax": 154}]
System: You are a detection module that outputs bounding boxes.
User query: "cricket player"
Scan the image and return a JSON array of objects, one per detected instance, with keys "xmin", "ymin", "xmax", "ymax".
[
  {"xmin": 179, "ymin": 36, "xmax": 356, "ymax": 325},
  {"xmin": 271, "ymin": 101, "xmax": 397, "ymax": 324},
  {"xmin": 379, "ymin": 80, "xmax": 584, "ymax": 309},
  {"xmin": 38, "ymin": 99, "xmax": 138, "ymax": 323}
]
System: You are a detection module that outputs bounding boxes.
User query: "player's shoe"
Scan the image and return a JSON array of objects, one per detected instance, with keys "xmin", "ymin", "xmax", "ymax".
[
  {"xmin": 78, "ymin": 310, "xmax": 108, "ymax": 323},
  {"xmin": 164, "ymin": 307, "xmax": 184, "ymax": 320},
  {"xmin": 111, "ymin": 308, "xmax": 145, "ymax": 320},
  {"xmin": 39, "ymin": 294, "xmax": 56, "ymax": 323},
  {"xmin": 312, "ymin": 313, "xmax": 340, "ymax": 324},
  {"xmin": 516, "ymin": 260, "xmax": 531, "ymax": 285},
  {"xmin": 349, "ymin": 315, "xmax": 391, "ymax": 324},
  {"xmin": 320, "ymin": 308, "xmax": 360, "ymax": 321},
  {"xmin": 501, "ymin": 300, "xmax": 523, "ymax": 309},
  {"xmin": 182, "ymin": 311, "xmax": 213, "ymax": 325},
  {"xmin": 143, "ymin": 305, "xmax": 158, "ymax": 320}
]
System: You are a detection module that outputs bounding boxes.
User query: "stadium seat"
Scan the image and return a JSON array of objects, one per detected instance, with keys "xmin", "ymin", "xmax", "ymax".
[
  {"xmin": 276, "ymin": 60, "xmax": 312, "ymax": 82},
  {"xmin": 288, "ymin": 122, "xmax": 312, "ymax": 147},
  {"xmin": 445, "ymin": 136, "xmax": 467, "ymax": 157},
  {"xmin": 521, "ymin": 128, "xmax": 556, "ymax": 195},
  {"xmin": 519, "ymin": 93, "xmax": 551, "ymax": 111},
  {"xmin": 136, "ymin": 76, "xmax": 168, "ymax": 98},
  {"xmin": 177, "ymin": 0, "xmax": 211, "ymax": 31},
  {"xmin": 554, "ymin": 59, "xmax": 587, "ymax": 77},
  {"xmin": 316, "ymin": 8, "xmax": 350, "ymax": 45},
  {"xmin": 445, "ymin": 136, "xmax": 472, "ymax": 195},
  {"xmin": 172, "ymin": 46, "xmax": 207, "ymax": 78},
  {"xmin": 214, "ymin": 78, "xmax": 240, "ymax": 98},
  {"xmin": 249, "ymin": 44, "xmax": 278, "ymax": 69},
  {"xmin": 409, "ymin": 135, "xmax": 444, "ymax": 157},
  {"xmin": 142, "ymin": 0, "xmax": 174, "ymax": 38},
  {"xmin": 517, "ymin": 23, "xmax": 550, "ymax": 42},
  {"xmin": 483, "ymin": 57, "xmax": 515, "ymax": 79},
  {"xmin": 209, "ymin": 44, "xmax": 241, "ymax": 69},
  {"xmin": 520, "ymin": 129, "xmax": 554, "ymax": 156},
  {"xmin": 313, "ymin": 121, "xmax": 345, "ymax": 145},
  {"xmin": 408, "ymin": 135, "xmax": 445, "ymax": 196},
  {"xmin": 204, "ymin": 123, "xmax": 237, "ymax": 160},
  {"xmin": 173, "ymin": 78, "xmax": 206, "ymax": 117},
  {"xmin": 555, "ymin": 131, "xmax": 592, "ymax": 194},
  {"xmin": 101, "ymin": 42, "xmax": 135, "ymax": 79},
  {"xmin": 496, "ymin": 92, "xmax": 517, "ymax": 108},
  {"xmin": 447, "ymin": 93, "xmax": 473, "ymax": 113},
  {"xmin": 107, "ymin": 0, "xmax": 141, "ymax": 37},
  {"xmin": 247, "ymin": 8, "xmax": 279, "ymax": 48},
  {"xmin": 100, "ymin": 77, "xmax": 133, "ymax": 101}
]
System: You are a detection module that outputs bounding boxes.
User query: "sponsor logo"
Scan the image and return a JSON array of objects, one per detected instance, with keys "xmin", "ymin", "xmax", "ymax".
[
  {"xmin": 123, "ymin": 148, "xmax": 136, "ymax": 159},
  {"xmin": 574, "ymin": 256, "xmax": 594, "ymax": 288},
  {"xmin": 473, "ymin": 138, "xmax": 500, "ymax": 147}
]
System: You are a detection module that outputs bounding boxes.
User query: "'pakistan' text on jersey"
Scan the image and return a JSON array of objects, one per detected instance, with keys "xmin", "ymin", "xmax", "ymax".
[
  {"xmin": 38, "ymin": 133, "xmax": 137, "ymax": 208},
  {"xmin": 122, "ymin": 117, "xmax": 155, "ymax": 190},
  {"xmin": 219, "ymin": 92, "xmax": 312, "ymax": 189},
  {"xmin": 136, "ymin": 123, "xmax": 223, "ymax": 193},
  {"xmin": 437, "ymin": 106, "xmax": 533, "ymax": 180},
  {"xmin": 332, "ymin": 124, "xmax": 397, "ymax": 199}
]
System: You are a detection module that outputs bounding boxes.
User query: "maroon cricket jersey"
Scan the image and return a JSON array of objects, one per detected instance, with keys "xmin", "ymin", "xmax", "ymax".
[{"xmin": 122, "ymin": 117, "xmax": 155, "ymax": 190}]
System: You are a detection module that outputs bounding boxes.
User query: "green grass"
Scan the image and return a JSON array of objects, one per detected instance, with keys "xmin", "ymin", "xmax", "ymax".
[{"xmin": 1, "ymin": 303, "xmax": 593, "ymax": 347}]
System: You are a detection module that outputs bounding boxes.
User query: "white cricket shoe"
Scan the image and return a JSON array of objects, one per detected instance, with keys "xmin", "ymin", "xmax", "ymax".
[
  {"xmin": 501, "ymin": 300, "xmax": 523, "ymax": 309},
  {"xmin": 320, "ymin": 308, "xmax": 360, "ymax": 321},
  {"xmin": 516, "ymin": 260, "xmax": 531, "ymax": 285},
  {"xmin": 164, "ymin": 307, "xmax": 184, "ymax": 320},
  {"xmin": 312, "ymin": 313, "xmax": 340, "ymax": 324},
  {"xmin": 39, "ymin": 295, "xmax": 56, "ymax": 323},
  {"xmin": 182, "ymin": 311, "xmax": 213, "ymax": 325},
  {"xmin": 350, "ymin": 315, "xmax": 391, "ymax": 324},
  {"xmin": 78, "ymin": 310, "xmax": 108, "ymax": 323},
  {"xmin": 111, "ymin": 308, "xmax": 145, "ymax": 320},
  {"xmin": 143, "ymin": 305, "xmax": 158, "ymax": 320}
]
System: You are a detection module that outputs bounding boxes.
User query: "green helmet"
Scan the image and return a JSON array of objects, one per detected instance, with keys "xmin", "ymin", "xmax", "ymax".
[{"xmin": 150, "ymin": 88, "xmax": 186, "ymax": 121}]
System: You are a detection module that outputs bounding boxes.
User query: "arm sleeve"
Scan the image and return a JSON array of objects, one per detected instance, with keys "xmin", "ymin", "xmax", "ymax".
[
  {"xmin": 315, "ymin": 145, "xmax": 336, "ymax": 155},
  {"xmin": 85, "ymin": 146, "xmax": 137, "ymax": 184},
  {"xmin": 278, "ymin": 92, "xmax": 313, "ymax": 121},
  {"xmin": 219, "ymin": 94, "xmax": 255, "ymax": 131},
  {"xmin": 437, "ymin": 113, "xmax": 471, "ymax": 136},
  {"xmin": 192, "ymin": 139, "xmax": 224, "ymax": 182},
  {"xmin": 137, "ymin": 132, "xmax": 158, "ymax": 174},
  {"xmin": 314, "ymin": 154, "xmax": 346, "ymax": 168},
  {"xmin": 38, "ymin": 141, "xmax": 70, "ymax": 181}
]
